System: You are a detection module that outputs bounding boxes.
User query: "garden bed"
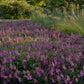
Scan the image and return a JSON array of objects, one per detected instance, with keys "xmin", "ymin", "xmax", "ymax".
[{"xmin": 0, "ymin": 20, "xmax": 84, "ymax": 84}]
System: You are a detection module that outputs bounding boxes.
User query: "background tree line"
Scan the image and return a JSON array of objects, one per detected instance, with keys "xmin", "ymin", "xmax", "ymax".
[{"xmin": 0, "ymin": 0, "xmax": 84, "ymax": 19}]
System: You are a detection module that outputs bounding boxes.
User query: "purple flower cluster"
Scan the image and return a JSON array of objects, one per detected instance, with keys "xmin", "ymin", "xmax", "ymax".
[{"xmin": 0, "ymin": 20, "xmax": 84, "ymax": 84}]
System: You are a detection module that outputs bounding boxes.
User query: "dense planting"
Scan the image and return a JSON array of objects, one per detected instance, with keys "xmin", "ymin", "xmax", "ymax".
[{"xmin": 0, "ymin": 20, "xmax": 84, "ymax": 84}]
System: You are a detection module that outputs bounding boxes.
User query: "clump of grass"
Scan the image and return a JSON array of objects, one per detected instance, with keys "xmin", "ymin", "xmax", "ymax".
[
  {"xmin": 32, "ymin": 9, "xmax": 84, "ymax": 37},
  {"xmin": 32, "ymin": 15, "xmax": 56, "ymax": 27}
]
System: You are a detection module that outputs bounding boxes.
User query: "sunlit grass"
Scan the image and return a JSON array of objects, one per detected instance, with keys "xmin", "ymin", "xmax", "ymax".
[{"xmin": 32, "ymin": 9, "xmax": 84, "ymax": 37}]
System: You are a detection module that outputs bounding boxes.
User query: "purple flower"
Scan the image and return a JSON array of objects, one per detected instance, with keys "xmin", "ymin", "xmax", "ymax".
[
  {"xmin": 9, "ymin": 74, "xmax": 12, "ymax": 78},
  {"xmin": 23, "ymin": 75, "xmax": 27, "ymax": 78},
  {"xmin": 67, "ymin": 76, "xmax": 70, "ymax": 81},
  {"xmin": 52, "ymin": 78, "xmax": 55, "ymax": 83},
  {"xmin": 83, "ymin": 65, "xmax": 84, "ymax": 69},
  {"xmin": 79, "ymin": 52, "xmax": 82, "ymax": 56},
  {"xmin": 62, "ymin": 65, "xmax": 67, "ymax": 70},
  {"xmin": 16, "ymin": 70, "xmax": 20, "ymax": 74},
  {"xmin": 41, "ymin": 55, "xmax": 45, "ymax": 61},
  {"xmin": 23, "ymin": 71, "xmax": 26, "ymax": 74},
  {"xmin": 60, "ymin": 73, "xmax": 64, "ymax": 77},
  {"xmin": 44, "ymin": 76, "xmax": 48, "ymax": 81},
  {"xmin": 70, "ymin": 68, "xmax": 74, "ymax": 72},
  {"xmin": 75, "ymin": 78, "xmax": 78, "ymax": 82},
  {"xmin": 56, "ymin": 69, "xmax": 61, "ymax": 74},
  {"xmin": 38, "ymin": 68, "xmax": 44, "ymax": 73},
  {"xmin": 37, "ymin": 72, "xmax": 41, "ymax": 77},
  {"xmin": 9, "ymin": 59, "xmax": 12, "ymax": 63},
  {"xmin": 57, "ymin": 76, "xmax": 61, "ymax": 81},
  {"xmin": 15, "ymin": 50, "xmax": 19, "ymax": 55},
  {"xmin": 22, "ymin": 59, "xmax": 27, "ymax": 63},
  {"xmin": 1, "ymin": 73, "xmax": 4, "ymax": 77},
  {"xmin": 69, "ymin": 81, "xmax": 72, "ymax": 84},
  {"xmin": 52, "ymin": 62, "xmax": 55, "ymax": 67},
  {"xmin": 10, "ymin": 64, "xmax": 13, "ymax": 69},
  {"xmin": 23, "ymin": 65, "xmax": 26, "ymax": 69},
  {"xmin": 27, "ymin": 55, "xmax": 30, "ymax": 61},
  {"xmin": 33, "ymin": 70, "xmax": 36, "ymax": 74},
  {"xmin": 65, "ymin": 80, "xmax": 68, "ymax": 84},
  {"xmin": 34, "ymin": 79, "xmax": 37, "ymax": 83},
  {"xmin": 80, "ymin": 71, "xmax": 84, "ymax": 76},
  {"xmin": 14, "ymin": 73, "xmax": 18, "ymax": 78},
  {"xmin": 18, "ymin": 78, "xmax": 22, "ymax": 82},
  {"xmin": 14, "ymin": 66, "xmax": 16, "ymax": 70},
  {"xmin": 2, "ymin": 58, "xmax": 7, "ymax": 64},
  {"xmin": 3, "ymin": 76, "xmax": 7, "ymax": 79},
  {"xmin": 70, "ymin": 61, "xmax": 74, "ymax": 66},
  {"xmin": 4, "ymin": 81, "xmax": 7, "ymax": 84},
  {"xmin": 27, "ymin": 76, "xmax": 32, "ymax": 80}
]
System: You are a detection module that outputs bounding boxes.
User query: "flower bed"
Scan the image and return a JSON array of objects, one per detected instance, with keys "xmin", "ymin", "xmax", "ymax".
[{"xmin": 0, "ymin": 20, "xmax": 84, "ymax": 84}]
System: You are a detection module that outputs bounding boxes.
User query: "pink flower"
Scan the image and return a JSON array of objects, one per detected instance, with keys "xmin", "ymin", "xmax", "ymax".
[
  {"xmin": 60, "ymin": 73, "xmax": 64, "ymax": 77},
  {"xmin": 79, "ymin": 52, "xmax": 82, "ymax": 56},
  {"xmin": 62, "ymin": 65, "xmax": 67, "ymax": 70},
  {"xmin": 44, "ymin": 76, "xmax": 48, "ymax": 81},
  {"xmin": 10, "ymin": 64, "xmax": 13, "ymax": 69},
  {"xmin": 69, "ymin": 81, "xmax": 72, "ymax": 84},
  {"xmin": 16, "ymin": 70, "xmax": 20, "ymax": 74},
  {"xmin": 9, "ymin": 59, "xmax": 12, "ymax": 63},
  {"xmin": 52, "ymin": 78, "xmax": 55, "ymax": 83},
  {"xmin": 38, "ymin": 68, "xmax": 44, "ymax": 73},
  {"xmin": 33, "ymin": 70, "xmax": 36, "ymax": 74},
  {"xmin": 75, "ymin": 55, "xmax": 79, "ymax": 61},
  {"xmin": 0, "ymin": 41, "xmax": 1, "ymax": 45},
  {"xmin": 80, "ymin": 71, "xmax": 84, "ymax": 76},
  {"xmin": 23, "ymin": 75, "xmax": 27, "ymax": 78},
  {"xmin": 18, "ymin": 78, "xmax": 22, "ymax": 82},
  {"xmin": 34, "ymin": 79, "xmax": 37, "ymax": 83},
  {"xmin": 4, "ymin": 81, "xmax": 7, "ymax": 84},
  {"xmin": 41, "ymin": 55, "xmax": 45, "ymax": 61},
  {"xmin": 15, "ymin": 50, "xmax": 19, "ymax": 55},
  {"xmin": 70, "ymin": 68, "xmax": 74, "ymax": 72},
  {"xmin": 14, "ymin": 66, "xmax": 16, "ymax": 70},
  {"xmin": 67, "ymin": 76, "xmax": 70, "ymax": 81},
  {"xmin": 37, "ymin": 72, "xmax": 41, "ymax": 77},
  {"xmin": 27, "ymin": 55, "xmax": 30, "ymax": 61},
  {"xmin": 14, "ymin": 74, "xmax": 18, "ymax": 78},
  {"xmin": 2, "ymin": 58, "xmax": 7, "ymax": 64},
  {"xmin": 27, "ymin": 76, "xmax": 32, "ymax": 80},
  {"xmin": 75, "ymin": 78, "xmax": 78, "ymax": 82},
  {"xmin": 1, "ymin": 73, "xmax": 4, "ymax": 77},
  {"xmin": 23, "ymin": 71, "xmax": 26, "ymax": 74},
  {"xmin": 9, "ymin": 74, "xmax": 12, "ymax": 78},
  {"xmin": 22, "ymin": 59, "xmax": 27, "ymax": 63},
  {"xmin": 56, "ymin": 69, "xmax": 61, "ymax": 74},
  {"xmin": 23, "ymin": 65, "xmax": 26, "ymax": 69},
  {"xmin": 57, "ymin": 76, "xmax": 60, "ymax": 80},
  {"xmin": 70, "ymin": 61, "xmax": 74, "ymax": 66},
  {"xmin": 65, "ymin": 80, "xmax": 68, "ymax": 84},
  {"xmin": 52, "ymin": 62, "xmax": 55, "ymax": 67},
  {"xmin": 83, "ymin": 65, "xmax": 84, "ymax": 69},
  {"xmin": 3, "ymin": 76, "xmax": 7, "ymax": 79}
]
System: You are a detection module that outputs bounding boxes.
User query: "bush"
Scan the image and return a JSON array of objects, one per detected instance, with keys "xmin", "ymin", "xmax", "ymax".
[{"xmin": 0, "ymin": 0, "xmax": 45, "ymax": 19}]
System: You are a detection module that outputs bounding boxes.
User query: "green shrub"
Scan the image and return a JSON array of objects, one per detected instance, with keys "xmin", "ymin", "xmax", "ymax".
[{"xmin": 0, "ymin": 0, "xmax": 45, "ymax": 19}]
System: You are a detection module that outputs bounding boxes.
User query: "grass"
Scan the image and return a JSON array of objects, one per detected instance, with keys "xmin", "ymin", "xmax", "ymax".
[
  {"xmin": 0, "ymin": 19, "xmax": 32, "ymax": 22},
  {"xmin": 32, "ymin": 10, "xmax": 84, "ymax": 37}
]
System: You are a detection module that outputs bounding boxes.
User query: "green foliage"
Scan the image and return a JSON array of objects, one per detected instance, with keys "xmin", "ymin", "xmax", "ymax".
[
  {"xmin": 0, "ymin": 0, "xmax": 83, "ymax": 19},
  {"xmin": 0, "ymin": 0, "xmax": 45, "ymax": 19},
  {"xmin": 32, "ymin": 11, "xmax": 84, "ymax": 36}
]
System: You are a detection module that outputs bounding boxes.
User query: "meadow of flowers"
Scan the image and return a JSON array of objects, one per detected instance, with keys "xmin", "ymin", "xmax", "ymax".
[{"xmin": 0, "ymin": 20, "xmax": 84, "ymax": 84}]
